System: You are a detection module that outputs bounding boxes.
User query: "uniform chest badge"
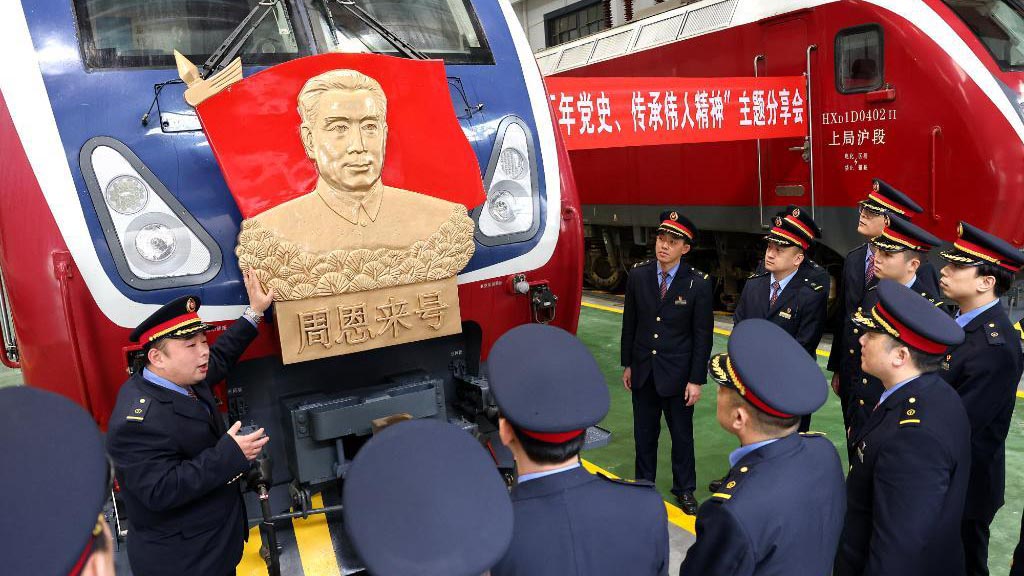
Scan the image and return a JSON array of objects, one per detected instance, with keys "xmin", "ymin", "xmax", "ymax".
[
  {"xmin": 674, "ymin": 296, "xmax": 687, "ymax": 306},
  {"xmin": 778, "ymin": 308, "xmax": 792, "ymax": 320},
  {"xmin": 941, "ymin": 354, "xmax": 952, "ymax": 371},
  {"xmin": 856, "ymin": 440, "xmax": 867, "ymax": 464}
]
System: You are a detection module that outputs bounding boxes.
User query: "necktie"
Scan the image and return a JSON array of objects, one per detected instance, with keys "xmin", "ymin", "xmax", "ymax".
[
  {"xmin": 770, "ymin": 280, "xmax": 781, "ymax": 307},
  {"xmin": 865, "ymin": 249, "xmax": 876, "ymax": 285},
  {"xmin": 659, "ymin": 272, "xmax": 669, "ymax": 300}
]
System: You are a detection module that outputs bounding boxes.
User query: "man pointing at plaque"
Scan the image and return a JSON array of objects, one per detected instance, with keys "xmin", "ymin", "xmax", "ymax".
[{"xmin": 249, "ymin": 69, "xmax": 472, "ymax": 252}]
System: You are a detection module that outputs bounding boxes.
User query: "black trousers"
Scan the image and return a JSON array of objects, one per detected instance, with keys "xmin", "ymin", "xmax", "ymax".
[
  {"xmin": 632, "ymin": 375, "xmax": 696, "ymax": 496},
  {"xmin": 963, "ymin": 517, "xmax": 993, "ymax": 576}
]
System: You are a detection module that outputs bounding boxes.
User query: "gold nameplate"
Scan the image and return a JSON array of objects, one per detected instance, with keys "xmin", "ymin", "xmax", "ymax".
[
  {"xmin": 277, "ymin": 279, "xmax": 461, "ymax": 364},
  {"xmin": 778, "ymin": 309, "xmax": 792, "ymax": 320}
]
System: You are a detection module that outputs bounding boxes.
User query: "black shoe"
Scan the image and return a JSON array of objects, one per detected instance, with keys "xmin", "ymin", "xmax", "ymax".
[
  {"xmin": 676, "ymin": 492, "xmax": 698, "ymax": 515},
  {"xmin": 708, "ymin": 476, "xmax": 726, "ymax": 493}
]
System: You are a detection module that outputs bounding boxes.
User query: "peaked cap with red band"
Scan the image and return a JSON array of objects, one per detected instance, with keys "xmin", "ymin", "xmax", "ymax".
[
  {"xmin": 709, "ymin": 319, "xmax": 827, "ymax": 418},
  {"xmin": 871, "ymin": 213, "xmax": 942, "ymax": 253},
  {"xmin": 852, "ymin": 279, "xmax": 964, "ymax": 354},
  {"xmin": 765, "ymin": 205, "xmax": 820, "ymax": 251},
  {"xmin": 130, "ymin": 295, "xmax": 214, "ymax": 344},
  {"xmin": 657, "ymin": 210, "xmax": 696, "ymax": 243},
  {"xmin": 2, "ymin": 387, "xmax": 110, "ymax": 576},
  {"xmin": 488, "ymin": 324, "xmax": 609, "ymax": 444},
  {"xmin": 940, "ymin": 221, "xmax": 1024, "ymax": 273},
  {"xmin": 859, "ymin": 178, "xmax": 923, "ymax": 220}
]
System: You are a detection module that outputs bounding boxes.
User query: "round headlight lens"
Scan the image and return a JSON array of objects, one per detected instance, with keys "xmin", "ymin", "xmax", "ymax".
[
  {"xmin": 104, "ymin": 175, "xmax": 149, "ymax": 215},
  {"xmin": 135, "ymin": 223, "xmax": 176, "ymax": 262},
  {"xmin": 487, "ymin": 190, "xmax": 517, "ymax": 223},
  {"xmin": 498, "ymin": 148, "xmax": 527, "ymax": 180}
]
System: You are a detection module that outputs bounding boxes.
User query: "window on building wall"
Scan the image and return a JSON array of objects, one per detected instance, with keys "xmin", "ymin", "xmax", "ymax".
[
  {"xmin": 835, "ymin": 24, "xmax": 884, "ymax": 93},
  {"xmin": 545, "ymin": 0, "xmax": 607, "ymax": 48}
]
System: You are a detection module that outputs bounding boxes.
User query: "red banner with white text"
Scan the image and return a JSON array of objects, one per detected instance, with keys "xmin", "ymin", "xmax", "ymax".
[{"xmin": 545, "ymin": 76, "xmax": 809, "ymax": 150}]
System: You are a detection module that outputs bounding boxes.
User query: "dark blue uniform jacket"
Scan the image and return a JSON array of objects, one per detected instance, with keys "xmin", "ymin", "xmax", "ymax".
[
  {"xmin": 733, "ymin": 266, "xmax": 828, "ymax": 358},
  {"xmin": 107, "ymin": 318, "xmax": 258, "ymax": 576},
  {"xmin": 828, "ymin": 244, "xmax": 939, "ymax": 374},
  {"xmin": 492, "ymin": 466, "xmax": 669, "ymax": 576},
  {"xmin": 939, "ymin": 303, "xmax": 1024, "ymax": 522},
  {"xmin": 835, "ymin": 372, "xmax": 971, "ymax": 576},
  {"xmin": 621, "ymin": 260, "xmax": 714, "ymax": 396},
  {"xmin": 679, "ymin": 432, "xmax": 845, "ymax": 576}
]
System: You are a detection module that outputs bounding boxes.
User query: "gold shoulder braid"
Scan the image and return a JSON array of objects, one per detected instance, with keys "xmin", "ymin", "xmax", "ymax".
[{"xmin": 236, "ymin": 207, "xmax": 475, "ymax": 301}]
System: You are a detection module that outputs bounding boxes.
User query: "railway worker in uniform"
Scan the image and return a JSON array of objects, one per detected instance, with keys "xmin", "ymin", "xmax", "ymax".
[
  {"xmin": 733, "ymin": 207, "xmax": 827, "ymax": 425},
  {"xmin": 3, "ymin": 386, "xmax": 115, "ymax": 576},
  {"xmin": 679, "ymin": 319, "xmax": 845, "ymax": 576},
  {"xmin": 936, "ymin": 221, "xmax": 1024, "ymax": 576},
  {"xmin": 834, "ymin": 280, "xmax": 970, "ymax": 576},
  {"xmin": 621, "ymin": 210, "xmax": 713, "ymax": 516},
  {"xmin": 844, "ymin": 215, "xmax": 945, "ymax": 441},
  {"xmin": 490, "ymin": 323, "xmax": 669, "ymax": 576},
  {"xmin": 342, "ymin": 418, "xmax": 514, "ymax": 576},
  {"xmin": 751, "ymin": 204, "xmax": 831, "ymax": 295},
  {"xmin": 106, "ymin": 269, "xmax": 273, "ymax": 576},
  {"xmin": 828, "ymin": 178, "xmax": 937, "ymax": 414}
]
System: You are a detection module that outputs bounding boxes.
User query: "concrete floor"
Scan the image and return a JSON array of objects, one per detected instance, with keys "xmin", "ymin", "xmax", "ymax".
[{"xmin": 5, "ymin": 296, "xmax": 1024, "ymax": 574}]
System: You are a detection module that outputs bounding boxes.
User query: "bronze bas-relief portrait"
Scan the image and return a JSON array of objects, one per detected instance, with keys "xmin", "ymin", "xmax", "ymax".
[{"xmin": 236, "ymin": 70, "xmax": 475, "ymax": 301}]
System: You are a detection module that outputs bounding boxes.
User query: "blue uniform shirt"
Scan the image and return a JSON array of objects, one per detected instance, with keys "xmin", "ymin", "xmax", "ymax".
[
  {"xmin": 142, "ymin": 368, "xmax": 210, "ymax": 413},
  {"xmin": 518, "ymin": 462, "xmax": 581, "ymax": 484},
  {"xmin": 955, "ymin": 298, "xmax": 1000, "ymax": 328},
  {"xmin": 658, "ymin": 261, "xmax": 680, "ymax": 290},
  {"xmin": 877, "ymin": 374, "xmax": 919, "ymax": 408},
  {"xmin": 728, "ymin": 438, "xmax": 779, "ymax": 467},
  {"xmin": 768, "ymin": 269, "xmax": 798, "ymax": 298}
]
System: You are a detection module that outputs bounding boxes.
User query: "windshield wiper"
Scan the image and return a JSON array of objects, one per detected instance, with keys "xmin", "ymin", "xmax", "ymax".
[
  {"xmin": 202, "ymin": 0, "xmax": 281, "ymax": 77},
  {"xmin": 327, "ymin": 0, "xmax": 429, "ymax": 60}
]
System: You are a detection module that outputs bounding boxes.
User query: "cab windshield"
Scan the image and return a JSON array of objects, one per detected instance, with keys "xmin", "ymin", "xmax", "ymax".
[
  {"xmin": 944, "ymin": 0, "xmax": 1024, "ymax": 70},
  {"xmin": 74, "ymin": 0, "xmax": 306, "ymax": 69},
  {"xmin": 307, "ymin": 0, "xmax": 493, "ymax": 64}
]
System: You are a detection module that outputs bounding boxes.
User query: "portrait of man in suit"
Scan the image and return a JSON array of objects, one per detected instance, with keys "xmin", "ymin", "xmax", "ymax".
[{"xmin": 247, "ymin": 69, "xmax": 471, "ymax": 255}]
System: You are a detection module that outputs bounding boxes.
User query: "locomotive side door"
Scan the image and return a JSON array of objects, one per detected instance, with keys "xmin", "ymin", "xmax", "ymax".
[{"xmin": 758, "ymin": 16, "xmax": 813, "ymax": 224}]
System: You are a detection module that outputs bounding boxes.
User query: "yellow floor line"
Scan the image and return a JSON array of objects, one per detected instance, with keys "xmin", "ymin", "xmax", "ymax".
[
  {"xmin": 293, "ymin": 493, "xmax": 343, "ymax": 576},
  {"xmin": 237, "ymin": 525, "xmax": 270, "ymax": 576},
  {"xmin": 581, "ymin": 301, "xmax": 831, "ymax": 358},
  {"xmin": 581, "ymin": 458, "xmax": 697, "ymax": 535}
]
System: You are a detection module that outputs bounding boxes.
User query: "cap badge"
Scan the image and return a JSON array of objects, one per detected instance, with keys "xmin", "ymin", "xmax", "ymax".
[
  {"xmin": 872, "ymin": 181, "xmax": 880, "ymax": 192},
  {"xmin": 774, "ymin": 216, "xmax": 782, "ymax": 227},
  {"xmin": 957, "ymin": 223, "xmax": 964, "ymax": 237},
  {"xmin": 669, "ymin": 211, "xmax": 678, "ymax": 221},
  {"xmin": 186, "ymin": 297, "xmax": 197, "ymax": 313},
  {"xmin": 791, "ymin": 208, "xmax": 800, "ymax": 217}
]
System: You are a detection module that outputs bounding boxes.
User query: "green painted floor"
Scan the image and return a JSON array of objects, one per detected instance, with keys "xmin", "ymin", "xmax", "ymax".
[{"xmin": 576, "ymin": 305, "xmax": 1024, "ymax": 574}]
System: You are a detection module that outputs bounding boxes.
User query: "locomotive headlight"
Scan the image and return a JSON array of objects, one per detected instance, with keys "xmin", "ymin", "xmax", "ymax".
[
  {"xmin": 475, "ymin": 117, "xmax": 540, "ymax": 245},
  {"xmin": 81, "ymin": 138, "xmax": 220, "ymax": 287},
  {"xmin": 135, "ymin": 223, "xmax": 176, "ymax": 262},
  {"xmin": 104, "ymin": 175, "xmax": 149, "ymax": 215}
]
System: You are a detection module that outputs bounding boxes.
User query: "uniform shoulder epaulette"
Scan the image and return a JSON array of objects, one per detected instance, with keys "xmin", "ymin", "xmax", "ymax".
[
  {"xmin": 632, "ymin": 259, "xmax": 653, "ymax": 269},
  {"xmin": 806, "ymin": 259, "xmax": 823, "ymax": 270},
  {"xmin": 984, "ymin": 321, "xmax": 1006, "ymax": 345},
  {"xmin": 686, "ymin": 264, "xmax": 709, "ymax": 281},
  {"xmin": 898, "ymin": 396, "xmax": 921, "ymax": 428},
  {"xmin": 596, "ymin": 472, "xmax": 655, "ymax": 488},
  {"xmin": 799, "ymin": 430, "xmax": 827, "ymax": 437},
  {"xmin": 125, "ymin": 396, "xmax": 151, "ymax": 422},
  {"xmin": 748, "ymin": 270, "xmax": 769, "ymax": 279},
  {"xmin": 847, "ymin": 243, "xmax": 868, "ymax": 256},
  {"xmin": 710, "ymin": 465, "xmax": 754, "ymax": 502},
  {"xmin": 802, "ymin": 277, "xmax": 824, "ymax": 292}
]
